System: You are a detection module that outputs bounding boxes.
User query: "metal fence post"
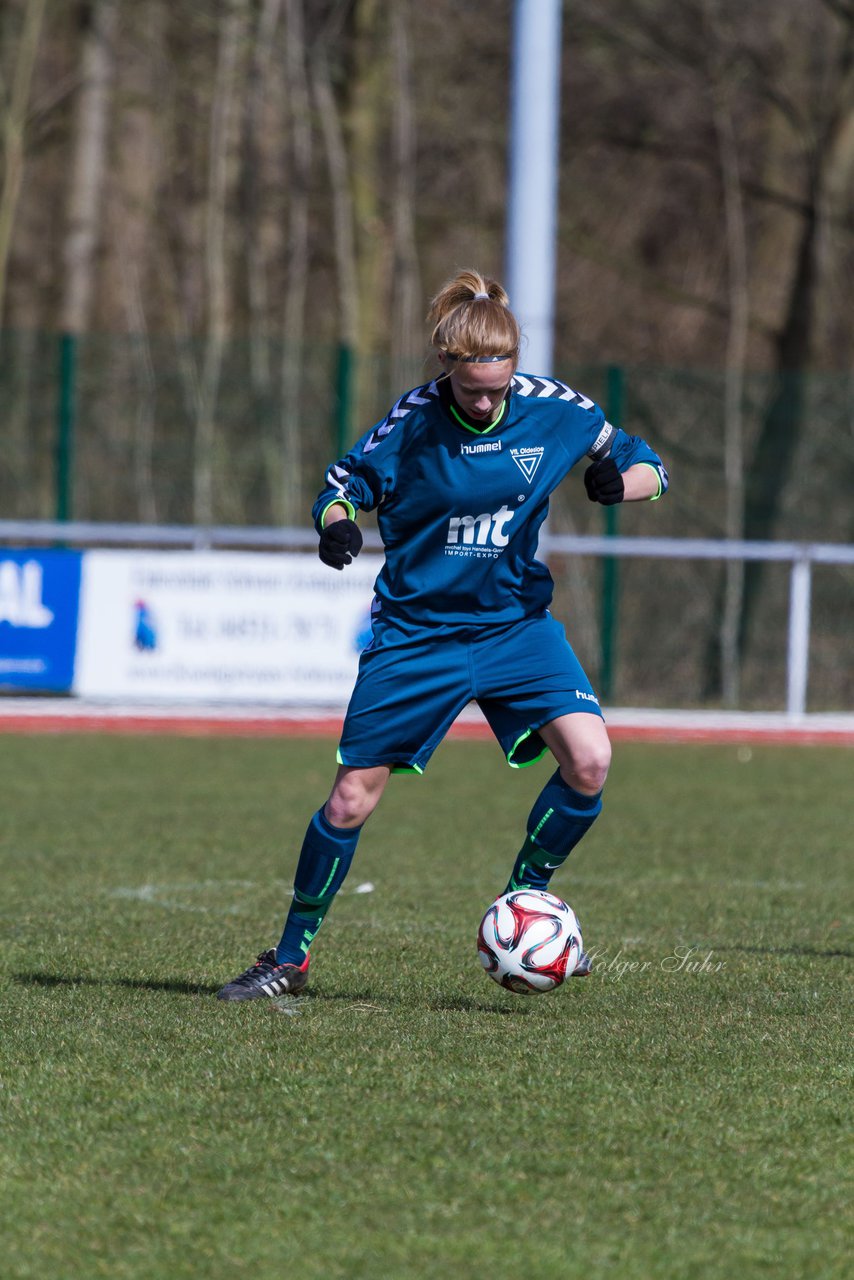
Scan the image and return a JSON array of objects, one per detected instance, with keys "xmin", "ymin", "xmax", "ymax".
[
  {"xmin": 335, "ymin": 344, "xmax": 354, "ymax": 457},
  {"xmin": 56, "ymin": 332, "xmax": 76, "ymax": 521},
  {"xmin": 600, "ymin": 364, "xmax": 623, "ymax": 699},
  {"xmin": 786, "ymin": 555, "xmax": 812, "ymax": 718}
]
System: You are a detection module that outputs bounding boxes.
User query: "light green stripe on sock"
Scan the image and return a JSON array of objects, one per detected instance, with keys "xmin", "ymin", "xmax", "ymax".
[
  {"xmin": 530, "ymin": 807, "xmax": 554, "ymax": 842},
  {"xmin": 318, "ymin": 856, "xmax": 341, "ymax": 899}
]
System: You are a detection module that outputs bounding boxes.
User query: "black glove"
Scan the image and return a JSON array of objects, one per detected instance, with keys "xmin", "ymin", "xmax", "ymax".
[
  {"xmin": 318, "ymin": 518, "xmax": 363, "ymax": 570},
  {"xmin": 584, "ymin": 457, "xmax": 624, "ymax": 505}
]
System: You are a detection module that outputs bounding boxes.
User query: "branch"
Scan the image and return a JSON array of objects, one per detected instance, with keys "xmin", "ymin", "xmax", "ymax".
[
  {"xmin": 27, "ymin": 71, "xmax": 81, "ymax": 126},
  {"xmin": 817, "ymin": 0, "xmax": 854, "ymax": 24},
  {"xmin": 592, "ymin": 128, "xmax": 854, "ymax": 229},
  {"xmin": 0, "ymin": 0, "xmax": 48, "ymax": 322},
  {"xmin": 577, "ymin": 3, "xmax": 707, "ymax": 84},
  {"xmin": 566, "ymin": 224, "xmax": 775, "ymax": 341}
]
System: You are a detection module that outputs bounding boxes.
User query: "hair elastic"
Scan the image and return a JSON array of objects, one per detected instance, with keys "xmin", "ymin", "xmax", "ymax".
[{"xmin": 473, "ymin": 292, "xmax": 490, "ymax": 300}]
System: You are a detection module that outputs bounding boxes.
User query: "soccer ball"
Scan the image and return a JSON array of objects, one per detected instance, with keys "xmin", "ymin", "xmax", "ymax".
[{"xmin": 477, "ymin": 889, "xmax": 583, "ymax": 994}]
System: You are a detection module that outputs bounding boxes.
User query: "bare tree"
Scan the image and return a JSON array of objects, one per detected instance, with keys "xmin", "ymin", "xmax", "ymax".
[
  {"xmin": 573, "ymin": 0, "xmax": 854, "ymax": 691},
  {"xmin": 0, "ymin": 0, "xmax": 47, "ymax": 325},
  {"xmin": 278, "ymin": 0, "xmax": 311, "ymax": 524},
  {"xmin": 704, "ymin": 1, "xmax": 750, "ymax": 706},
  {"xmin": 312, "ymin": 43, "xmax": 359, "ymax": 345},
  {"xmin": 740, "ymin": 2, "xmax": 854, "ymax": 652},
  {"xmin": 312, "ymin": 8, "xmax": 363, "ymax": 465},
  {"xmin": 120, "ymin": 252, "xmax": 158, "ymax": 523},
  {"xmin": 0, "ymin": 0, "xmax": 47, "ymax": 515},
  {"xmin": 345, "ymin": 0, "xmax": 391, "ymax": 424},
  {"xmin": 244, "ymin": 0, "xmax": 283, "ymax": 397},
  {"xmin": 60, "ymin": 0, "xmax": 117, "ymax": 335},
  {"xmin": 389, "ymin": 0, "xmax": 420, "ymax": 392},
  {"xmin": 114, "ymin": 0, "xmax": 167, "ymax": 523},
  {"xmin": 194, "ymin": 0, "xmax": 249, "ymax": 526}
]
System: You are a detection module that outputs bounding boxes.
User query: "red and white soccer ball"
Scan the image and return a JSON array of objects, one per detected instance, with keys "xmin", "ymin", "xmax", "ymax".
[{"xmin": 477, "ymin": 889, "xmax": 583, "ymax": 994}]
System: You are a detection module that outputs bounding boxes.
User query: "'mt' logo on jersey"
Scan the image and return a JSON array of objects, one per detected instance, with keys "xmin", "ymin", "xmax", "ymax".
[{"xmin": 445, "ymin": 505, "xmax": 516, "ymax": 558}]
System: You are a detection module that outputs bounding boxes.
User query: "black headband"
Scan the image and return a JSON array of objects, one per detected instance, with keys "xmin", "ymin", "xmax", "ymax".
[{"xmin": 445, "ymin": 353, "xmax": 516, "ymax": 364}]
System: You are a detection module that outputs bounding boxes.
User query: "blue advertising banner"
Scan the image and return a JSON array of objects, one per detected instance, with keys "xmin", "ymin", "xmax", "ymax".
[{"xmin": 0, "ymin": 549, "xmax": 82, "ymax": 691}]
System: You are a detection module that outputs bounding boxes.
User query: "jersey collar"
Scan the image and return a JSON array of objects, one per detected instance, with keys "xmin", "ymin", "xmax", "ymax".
[{"xmin": 438, "ymin": 378, "xmax": 513, "ymax": 435}]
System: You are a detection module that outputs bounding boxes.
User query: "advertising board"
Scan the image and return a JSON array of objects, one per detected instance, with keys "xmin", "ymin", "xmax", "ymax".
[
  {"xmin": 0, "ymin": 549, "xmax": 82, "ymax": 691},
  {"xmin": 74, "ymin": 550, "xmax": 380, "ymax": 703}
]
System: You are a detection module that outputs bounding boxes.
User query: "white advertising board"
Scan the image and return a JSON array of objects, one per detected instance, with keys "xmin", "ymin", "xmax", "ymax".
[{"xmin": 74, "ymin": 550, "xmax": 381, "ymax": 703}]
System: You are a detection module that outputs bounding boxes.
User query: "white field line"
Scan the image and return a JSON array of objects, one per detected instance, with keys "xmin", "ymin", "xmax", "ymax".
[
  {"xmin": 105, "ymin": 873, "xmax": 845, "ymax": 922},
  {"xmin": 108, "ymin": 880, "xmax": 375, "ymax": 914}
]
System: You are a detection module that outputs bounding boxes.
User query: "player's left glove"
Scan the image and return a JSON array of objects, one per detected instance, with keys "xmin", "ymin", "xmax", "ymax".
[
  {"xmin": 584, "ymin": 457, "xmax": 624, "ymax": 505},
  {"xmin": 318, "ymin": 518, "xmax": 363, "ymax": 570}
]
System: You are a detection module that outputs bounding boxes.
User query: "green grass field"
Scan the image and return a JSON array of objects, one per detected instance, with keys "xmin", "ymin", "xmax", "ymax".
[{"xmin": 1, "ymin": 733, "xmax": 851, "ymax": 1279}]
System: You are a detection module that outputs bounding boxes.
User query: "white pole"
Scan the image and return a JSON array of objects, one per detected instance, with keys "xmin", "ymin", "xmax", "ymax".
[
  {"xmin": 786, "ymin": 557, "xmax": 812, "ymax": 719},
  {"xmin": 505, "ymin": 0, "xmax": 563, "ymax": 375}
]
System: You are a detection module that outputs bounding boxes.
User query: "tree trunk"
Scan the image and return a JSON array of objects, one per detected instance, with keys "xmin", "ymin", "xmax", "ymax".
[
  {"xmin": 739, "ymin": 28, "xmax": 854, "ymax": 657},
  {"xmin": 0, "ymin": 0, "xmax": 47, "ymax": 325},
  {"xmin": 703, "ymin": 0, "xmax": 749, "ymax": 707},
  {"xmin": 312, "ymin": 34, "xmax": 360, "ymax": 455},
  {"xmin": 716, "ymin": 102, "xmax": 749, "ymax": 706},
  {"xmin": 120, "ymin": 253, "xmax": 158, "ymax": 523},
  {"xmin": 242, "ymin": 0, "xmax": 283, "ymax": 522},
  {"xmin": 115, "ymin": 0, "xmax": 166, "ymax": 523},
  {"xmin": 244, "ymin": 0, "xmax": 282, "ymax": 397},
  {"xmin": 389, "ymin": 0, "xmax": 420, "ymax": 392},
  {"xmin": 194, "ymin": 0, "xmax": 248, "ymax": 527},
  {"xmin": 737, "ymin": 179, "xmax": 816, "ymax": 662},
  {"xmin": 346, "ymin": 0, "xmax": 390, "ymax": 422},
  {"xmin": 278, "ymin": 0, "xmax": 311, "ymax": 525},
  {"xmin": 312, "ymin": 42, "xmax": 359, "ymax": 352},
  {"xmin": 60, "ymin": 0, "xmax": 117, "ymax": 334}
]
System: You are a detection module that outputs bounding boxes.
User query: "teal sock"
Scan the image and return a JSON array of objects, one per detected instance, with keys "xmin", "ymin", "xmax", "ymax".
[
  {"xmin": 504, "ymin": 769, "xmax": 602, "ymax": 894},
  {"xmin": 275, "ymin": 808, "xmax": 361, "ymax": 964}
]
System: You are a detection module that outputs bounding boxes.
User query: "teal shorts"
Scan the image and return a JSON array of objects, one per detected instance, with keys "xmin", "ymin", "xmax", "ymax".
[{"xmin": 337, "ymin": 611, "xmax": 602, "ymax": 774}]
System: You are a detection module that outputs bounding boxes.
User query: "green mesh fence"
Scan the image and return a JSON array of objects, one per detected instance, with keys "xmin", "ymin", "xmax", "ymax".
[{"xmin": 1, "ymin": 331, "xmax": 852, "ymax": 711}]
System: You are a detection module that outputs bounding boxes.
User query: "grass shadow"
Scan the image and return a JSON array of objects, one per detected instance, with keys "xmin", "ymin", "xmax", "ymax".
[
  {"xmin": 14, "ymin": 971, "xmax": 534, "ymax": 1012},
  {"xmin": 426, "ymin": 994, "xmax": 523, "ymax": 1014},
  {"xmin": 714, "ymin": 944, "xmax": 853, "ymax": 960},
  {"xmin": 13, "ymin": 971, "xmax": 221, "ymax": 996}
]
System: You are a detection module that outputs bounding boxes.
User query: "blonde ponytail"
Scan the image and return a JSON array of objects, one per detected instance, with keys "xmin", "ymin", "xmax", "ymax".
[{"xmin": 428, "ymin": 269, "xmax": 520, "ymax": 363}]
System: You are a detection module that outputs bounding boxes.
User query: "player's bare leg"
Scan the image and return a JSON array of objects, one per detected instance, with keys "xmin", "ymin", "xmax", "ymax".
[
  {"xmin": 218, "ymin": 764, "xmax": 391, "ymax": 1000},
  {"xmin": 324, "ymin": 764, "xmax": 391, "ymax": 828},
  {"xmin": 538, "ymin": 712, "xmax": 612, "ymax": 795}
]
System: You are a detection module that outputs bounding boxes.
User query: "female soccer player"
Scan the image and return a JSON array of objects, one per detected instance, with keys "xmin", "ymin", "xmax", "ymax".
[{"xmin": 218, "ymin": 269, "xmax": 668, "ymax": 1000}]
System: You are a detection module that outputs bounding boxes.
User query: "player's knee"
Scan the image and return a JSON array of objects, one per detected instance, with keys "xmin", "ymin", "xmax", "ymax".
[
  {"xmin": 571, "ymin": 740, "xmax": 611, "ymax": 794},
  {"xmin": 325, "ymin": 786, "xmax": 373, "ymax": 828},
  {"xmin": 325, "ymin": 770, "xmax": 386, "ymax": 828}
]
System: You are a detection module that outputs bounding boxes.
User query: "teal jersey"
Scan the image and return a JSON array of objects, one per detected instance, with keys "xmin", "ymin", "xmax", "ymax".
[{"xmin": 312, "ymin": 373, "xmax": 668, "ymax": 634}]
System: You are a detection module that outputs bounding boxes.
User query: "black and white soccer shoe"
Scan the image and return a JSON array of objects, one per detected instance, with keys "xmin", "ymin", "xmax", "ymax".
[
  {"xmin": 571, "ymin": 950, "xmax": 593, "ymax": 978},
  {"xmin": 216, "ymin": 949, "xmax": 310, "ymax": 1001}
]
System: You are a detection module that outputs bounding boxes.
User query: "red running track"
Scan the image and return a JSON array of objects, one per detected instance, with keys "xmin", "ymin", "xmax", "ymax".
[{"xmin": 0, "ymin": 707, "xmax": 851, "ymax": 746}]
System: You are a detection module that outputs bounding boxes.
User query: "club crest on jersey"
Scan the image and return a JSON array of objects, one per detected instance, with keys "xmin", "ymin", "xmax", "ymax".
[{"xmin": 510, "ymin": 446, "xmax": 544, "ymax": 483}]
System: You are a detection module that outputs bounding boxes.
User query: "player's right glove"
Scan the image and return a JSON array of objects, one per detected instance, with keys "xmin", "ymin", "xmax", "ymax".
[
  {"xmin": 318, "ymin": 518, "xmax": 363, "ymax": 570},
  {"xmin": 584, "ymin": 457, "xmax": 625, "ymax": 505}
]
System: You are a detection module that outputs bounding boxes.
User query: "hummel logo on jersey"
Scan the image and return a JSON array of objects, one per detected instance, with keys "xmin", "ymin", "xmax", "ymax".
[
  {"xmin": 575, "ymin": 690, "xmax": 600, "ymax": 705},
  {"xmin": 461, "ymin": 440, "xmax": 502, "ymax": 455},
  {"xmin": 445, "ymin": 505, "xmax": 515, "ymax": 558},
  {"xmin": 510, "ymin": 446, "xmax": 544, "ymax": 483}
]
